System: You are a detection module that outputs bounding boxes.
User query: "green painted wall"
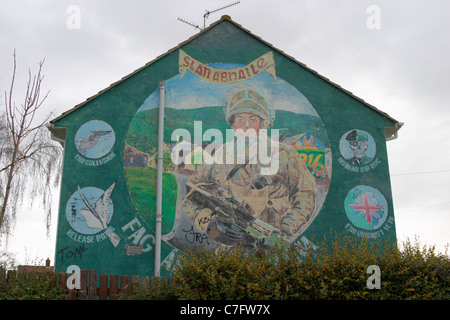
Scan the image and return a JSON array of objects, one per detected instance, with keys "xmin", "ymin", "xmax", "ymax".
[{"xmin": 52, "ymin": 19, "xmax": 398, "ymax": 276}]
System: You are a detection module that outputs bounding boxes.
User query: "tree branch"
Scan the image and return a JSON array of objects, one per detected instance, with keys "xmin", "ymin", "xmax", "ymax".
[{"xmin": 0, "ymin": 50, "xmax": 62, "ymax": 237}]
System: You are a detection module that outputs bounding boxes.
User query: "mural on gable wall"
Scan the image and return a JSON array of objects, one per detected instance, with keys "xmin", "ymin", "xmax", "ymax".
[
  {"xmin": 123, "ymin": 50, "xmax": 332, "ymax": 255},
  {"xmin": 57, "ymin": 47, "xmax": 396, "ymax": 275}
]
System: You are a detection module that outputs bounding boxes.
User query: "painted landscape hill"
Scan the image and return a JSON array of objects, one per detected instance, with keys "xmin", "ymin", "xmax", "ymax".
[{"xmin": 125, "ymin": 106, "xmax": 329, "ymax": 156}]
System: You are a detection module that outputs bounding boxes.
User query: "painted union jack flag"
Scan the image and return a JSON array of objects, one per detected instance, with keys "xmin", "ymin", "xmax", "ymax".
[{"xmin": 349, "ymin": 192, "xmax": 383, "ymax": 226}]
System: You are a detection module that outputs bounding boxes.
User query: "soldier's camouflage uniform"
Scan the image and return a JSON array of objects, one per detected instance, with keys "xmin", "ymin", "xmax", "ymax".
[{"xmin": 180, "ymin": 137, "xmax": 316, "ymax": 245}]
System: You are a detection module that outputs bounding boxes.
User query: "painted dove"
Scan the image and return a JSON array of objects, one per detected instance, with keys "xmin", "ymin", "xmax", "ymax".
[{"xmin": 78, "ymin": 182, "xmax": 121, "ymax": 247}]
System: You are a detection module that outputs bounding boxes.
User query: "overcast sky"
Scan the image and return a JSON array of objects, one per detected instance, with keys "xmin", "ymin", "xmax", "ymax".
[{"xmin": 1, "ymin": 0, "xmax": 449, "ymax": 265}]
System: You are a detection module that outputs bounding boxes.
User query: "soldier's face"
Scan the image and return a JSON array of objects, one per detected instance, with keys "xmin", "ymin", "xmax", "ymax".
[
  {"xmin": 349, "ymin": 140, "xmax": 368, "ymax": 159},
  {"xmin": 232, "ymin": 113, "xmax": 262, "ymax": 137}
]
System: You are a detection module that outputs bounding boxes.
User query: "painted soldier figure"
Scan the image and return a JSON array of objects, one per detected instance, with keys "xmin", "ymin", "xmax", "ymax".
[
  {"xmin": 345, "ymin": 129, "xmax": 373, "ymax": 165},
  {"xmin": 177, "ymin": 85, "xmax": 316, "ymax": 251}
]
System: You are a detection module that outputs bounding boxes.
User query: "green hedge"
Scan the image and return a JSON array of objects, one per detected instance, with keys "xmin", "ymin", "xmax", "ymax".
[
  {"xmin": 0, "ymin": 271, "xmax": 63, "ymax": 300},
  {"xmin": 1, "ymin": 235, "xmax": 448, "ymax": 300},
  {"xmin": 131, "ymin": 235, "xmax": 449, "ymax": 300}
]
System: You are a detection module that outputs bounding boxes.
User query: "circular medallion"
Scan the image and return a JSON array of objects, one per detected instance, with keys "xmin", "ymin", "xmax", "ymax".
[
  {"xmin": 124, "ymin": 62, "xmax": 332, "ymax": 253},
  {"xmin": 339, "ymin": 129, "xmax": 376, "ymax": 166},
  {"xmin": 65, "ymin": 186, "xmax": 114, "ymax": 235},
  {"xmin": 344, "ymin": 185, "xmax": 388, "ymax": 231},
  {"xmin": 75, "ymin": 120, "xmax": 115, "ymax": 159}
]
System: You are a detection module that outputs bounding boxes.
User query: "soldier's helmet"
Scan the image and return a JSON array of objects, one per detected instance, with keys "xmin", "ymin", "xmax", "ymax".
[{"xmin": 223, "ymin": 85, "xmax": 275, "ymax": 128}]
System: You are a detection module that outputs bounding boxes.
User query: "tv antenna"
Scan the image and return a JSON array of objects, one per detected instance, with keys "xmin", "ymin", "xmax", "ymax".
[
  {"xmin": 203, "ymin": 1, "xmax": 240, "ymax": 29},
  {"xmin": 177, "ymin": 17, "xmax": 202, "ymax": 31},
  {"xmin": 177, "ymin": 1, "xmax": 240, "ymax": 31}
]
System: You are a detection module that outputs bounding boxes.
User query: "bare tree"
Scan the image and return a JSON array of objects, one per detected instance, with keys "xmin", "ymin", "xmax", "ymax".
[{"xmin": 0, "ymin": 50, "xmax": 62, "ymax": 240}]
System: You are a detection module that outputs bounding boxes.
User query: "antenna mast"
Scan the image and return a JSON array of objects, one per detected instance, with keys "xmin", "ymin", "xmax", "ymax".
[
  {"xmin": 177, "ymin": 17, "xmax": 201, "ymax": 30},
  {"xmin": 204, "ymin": 1, "xmax": 240, "ymax": 29},
  {"xmin": 178, "ymin": 1, "xmax": 240, "ymax": 31}
]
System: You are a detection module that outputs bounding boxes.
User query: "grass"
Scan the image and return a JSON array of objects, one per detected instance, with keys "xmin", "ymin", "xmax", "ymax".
[{"xmin": 124, "ymin": 166, "xmax": 178, "ymax": 234}]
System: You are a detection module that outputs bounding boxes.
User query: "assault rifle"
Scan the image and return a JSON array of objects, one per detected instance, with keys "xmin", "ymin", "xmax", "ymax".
[{"xmin": 185, "ymin": 180, "xmax": 289, "ymax": 246}]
